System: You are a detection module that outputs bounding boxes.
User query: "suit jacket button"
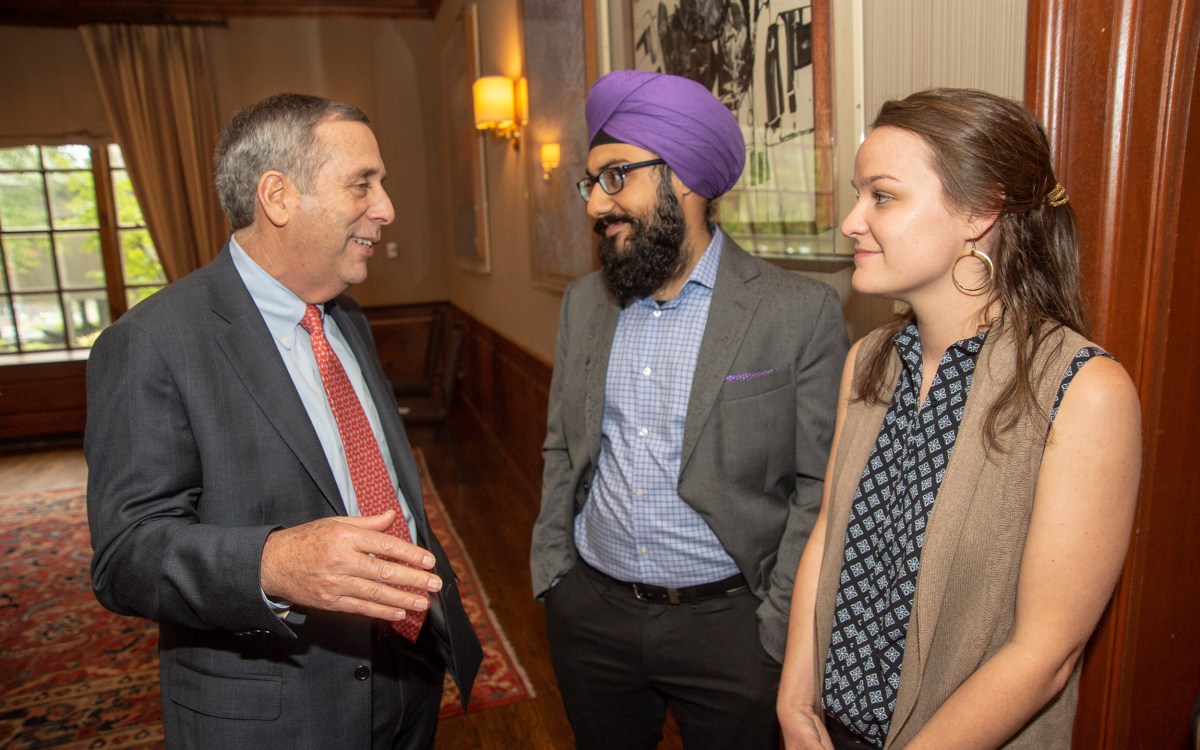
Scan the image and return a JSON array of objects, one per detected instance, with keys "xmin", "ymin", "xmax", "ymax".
[{"xmin": 354, "ymin": 665, "xmax": 370, "ymax": 681}]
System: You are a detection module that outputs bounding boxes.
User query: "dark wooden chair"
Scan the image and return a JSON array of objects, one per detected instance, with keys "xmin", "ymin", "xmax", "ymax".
[
  {"xmin": 396, "ymin": 322, "xmax": 464, "ymax": 432},
  {"xmin": 392, "ymin": 307, "xmax": 445, "ymax": 397}
]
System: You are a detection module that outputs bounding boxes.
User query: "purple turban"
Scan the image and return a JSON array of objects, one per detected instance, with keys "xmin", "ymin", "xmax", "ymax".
[{"xmin": 586, "ymin": 70, "xmax": 745, "ymax": 200}]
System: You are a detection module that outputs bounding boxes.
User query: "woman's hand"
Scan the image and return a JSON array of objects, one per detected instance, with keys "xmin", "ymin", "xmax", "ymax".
[
  {"xmin": 778, "ymin": 340, "xmax": 861, "ymax": 750},
  {"xmin": 779, "ymin": 703, "xmax": 834, "ymax": 750}
]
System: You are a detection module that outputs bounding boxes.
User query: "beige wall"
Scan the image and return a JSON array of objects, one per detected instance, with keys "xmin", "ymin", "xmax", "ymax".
[
  {"xmin": 862, "ymin": 0, "xmax": 1027, "ymax": 116},
  {"xmin": 0, "ymin": 19, "xmax": 451, "ymax": 310},
  {"xmin": 434, "ymin": 0, "xmax": 567, "ymax": 365},
  {"xmin": 205, "ymin": 17, "xmax": 450, "ymax": 308},
  {"xmin": 0, "ymin": 26, "xmax": 109, "ymax": 146}
]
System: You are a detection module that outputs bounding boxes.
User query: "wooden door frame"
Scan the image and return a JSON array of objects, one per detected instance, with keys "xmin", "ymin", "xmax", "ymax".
[{"xmin": 1026, "ymin": 1, "xmax": 1200, "ymax": 747}]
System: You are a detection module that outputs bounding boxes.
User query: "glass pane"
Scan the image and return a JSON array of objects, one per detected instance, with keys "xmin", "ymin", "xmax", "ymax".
[
  {"xmin": 120, "ymin": 228, "xmax": 165, "ymax": 284},
  {"xmin": 111, "ymin": 169, "xmax": 146, "ymax": 226},
  {"xmin": 0, "ymin": 146, "xmax": 40, "ymax": 171},
  {"xmin": 0, "ymin": 297, "xmax": 15, "ymax": 353},
  {"xmin": 4, "ymin": 233, "xmax": 55, "ymax": 291},
  {"xmin": 41, "ymin": 145, "xmax": 92, "ymax": 170},
  {"xmin": 47, "ymin": 171, "xmax": 98, "ymax": 229},
  {"xmin": 108, "ymin": 143, "xmax": 126, "ymax": 169},
  {"xmin": 64, "ymin": 289, "xmax": 111, "ymax": 348},
  {"xmin": 126, "ymin": 285, "xmax": 162, "ymax": 309},
  {"xmin": 12, "ymin": 292, "xmax": 65, "ymax": 351},
  {"xmin": 0, "ymin": 172, "xmax": 50, "ymax": 230},
  {"xmin": 56, "ymin": 231, "xmax": 105, "ymax": 288}
]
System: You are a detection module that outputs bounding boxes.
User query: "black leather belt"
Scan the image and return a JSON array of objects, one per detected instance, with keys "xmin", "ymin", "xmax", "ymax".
[
  {"xmin": 824, "ymin": 714, "xmax": 879, "ymax": 750},
  {"xmin": 585, "ymin": 563, "xmax": 747, "ymax": 605}
]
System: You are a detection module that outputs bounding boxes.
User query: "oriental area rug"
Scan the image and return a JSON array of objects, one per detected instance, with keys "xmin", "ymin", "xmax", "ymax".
[{"xmin": 0, "ymin": 449, "xmax": 533, "ymax": 749}]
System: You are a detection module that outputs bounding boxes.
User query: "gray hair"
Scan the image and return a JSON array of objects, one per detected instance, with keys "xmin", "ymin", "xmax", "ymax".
[{"xmin": 214, "ymin": 93, "xmax": 369, "ymax": 230}]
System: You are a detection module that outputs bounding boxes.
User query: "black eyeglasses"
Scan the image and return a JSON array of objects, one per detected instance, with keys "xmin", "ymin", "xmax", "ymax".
[{"xmin": 576, "ymin": 159, "xmax": 666, "ymax": 201}]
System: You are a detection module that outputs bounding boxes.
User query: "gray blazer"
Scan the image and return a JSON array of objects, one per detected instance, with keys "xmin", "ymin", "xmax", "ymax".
[
  {"xmin": 85, "ymin": 247, "xmax": 481, "ymax": 749},
  {"xmin": 530, "ymin": 238, "xmax": 848, "ymax": 660}
]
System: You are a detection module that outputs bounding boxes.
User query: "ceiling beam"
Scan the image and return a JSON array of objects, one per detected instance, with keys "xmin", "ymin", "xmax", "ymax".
[{"xmin": 0, "ymin": 0, "xmax": 442, "ymax": 27}]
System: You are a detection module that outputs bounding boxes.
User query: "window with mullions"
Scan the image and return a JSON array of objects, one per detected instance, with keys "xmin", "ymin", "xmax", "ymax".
[{"xmin": 0, "ymin": 144, "xmax": 165, "ymax": 355}]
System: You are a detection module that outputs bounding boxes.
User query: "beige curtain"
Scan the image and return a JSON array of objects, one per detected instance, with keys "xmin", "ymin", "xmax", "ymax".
[{"xmin": 80, "ymin": 24, "xmax": 228, "ymax": 282}]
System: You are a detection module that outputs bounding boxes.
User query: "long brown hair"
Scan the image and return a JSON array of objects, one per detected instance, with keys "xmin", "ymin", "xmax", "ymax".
[{"xmin": 855, "ymin": 88, "xmax": 1087, "ymax": 448}]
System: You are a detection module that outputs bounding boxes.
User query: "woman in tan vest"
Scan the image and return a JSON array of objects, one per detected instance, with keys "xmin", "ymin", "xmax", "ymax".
[{"xmin": 777, "ymin": 88, "xmax": 1142, "ymax": 749}]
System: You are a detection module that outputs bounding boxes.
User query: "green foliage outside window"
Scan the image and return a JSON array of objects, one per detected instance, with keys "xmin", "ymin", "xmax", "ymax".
[{"xmin": 0, "ymin": 144, "xmax": 165, "ymax": 354}]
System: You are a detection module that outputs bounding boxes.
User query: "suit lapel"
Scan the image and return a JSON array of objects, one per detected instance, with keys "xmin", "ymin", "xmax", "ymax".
[
  {"xmin": 585, "ymin": 295, "xmax": 619, "ymax": 463},
  {"xmin": 680, "ymin": 241, "xmax": 761, "ymax": 473},
  {"xmin": 206, "ymin": 248, "xmax": 345, "ymax": 515}
]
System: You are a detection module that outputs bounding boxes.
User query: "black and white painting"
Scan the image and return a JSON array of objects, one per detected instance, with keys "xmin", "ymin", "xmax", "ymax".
[{"xmin": 632, "ymin": 0, "xmax": 834, "ymax": 253}]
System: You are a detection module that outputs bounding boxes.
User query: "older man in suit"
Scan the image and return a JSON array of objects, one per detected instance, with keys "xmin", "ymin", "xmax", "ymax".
[
  {"xmin": 85, "ymin": 93, "xmax": 480, "ymax": 750},
  {"xmin": 530, "ymin": 70, "xmax": 848, "ymax": 749}
]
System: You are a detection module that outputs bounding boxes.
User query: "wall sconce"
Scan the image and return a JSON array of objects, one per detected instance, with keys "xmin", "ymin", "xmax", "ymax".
[
  {"xmin": 540, "ymin": 142, "xmax": 560, "ymax": 180},
  {"xmin": 515, "ymin": 76, "xmax": 529, "ymax": 127},
  {"xmin": 473, "ymin": 75, "xmax": 522, "ymax": 148}
]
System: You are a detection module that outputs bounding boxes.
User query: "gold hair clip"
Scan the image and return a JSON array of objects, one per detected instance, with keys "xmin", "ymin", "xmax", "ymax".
[{"xmin": 1047, "ymin": 183, "xmax": 1069, "ymax": 207}]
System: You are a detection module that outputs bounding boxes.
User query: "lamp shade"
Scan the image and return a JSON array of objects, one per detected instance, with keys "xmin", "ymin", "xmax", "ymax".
[
  {"xmin": 516, "ymin": 76, "xmax": 530, "ymax": 126},
  {"xmin": 540, "ymin": 142, "xmax": 561, "ymax": 172},
  {"xmin": 473, "ymin": 76, "xmax": 515, "ymax": 130}
]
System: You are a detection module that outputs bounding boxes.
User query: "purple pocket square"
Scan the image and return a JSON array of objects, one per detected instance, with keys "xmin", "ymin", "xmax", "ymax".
[{"xmin": 725, "ymin": 368, "xmax": 775, "ymax": 383}]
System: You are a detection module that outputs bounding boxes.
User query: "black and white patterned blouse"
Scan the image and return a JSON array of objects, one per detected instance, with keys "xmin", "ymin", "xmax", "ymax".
[{"xmin": 822, "ymin": 323, "xmax": 1107, "ymax": 747}]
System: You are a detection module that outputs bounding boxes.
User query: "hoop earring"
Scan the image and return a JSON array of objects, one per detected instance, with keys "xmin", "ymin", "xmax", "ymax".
[{"xmin": 952, "ymin": 243, "xmax": 995, "ymax": 295}]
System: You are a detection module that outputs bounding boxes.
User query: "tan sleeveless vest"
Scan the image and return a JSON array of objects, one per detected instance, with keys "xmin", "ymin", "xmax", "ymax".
[{"xmin": 814, "ymin": 323, "xmax": 1096, "ymax": 748}]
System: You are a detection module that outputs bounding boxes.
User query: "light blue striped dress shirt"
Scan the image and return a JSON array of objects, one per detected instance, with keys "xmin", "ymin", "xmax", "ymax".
[
  {"xmin": 575, "ymin": 228, "xmax": 741, "ymax": 587},
  {"xmin": 229, "ymin": 238, "xmax": 418, "ymax": 540}
]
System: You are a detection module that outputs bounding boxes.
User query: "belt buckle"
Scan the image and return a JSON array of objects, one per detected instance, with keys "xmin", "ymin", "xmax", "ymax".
[{"xmin": 631, "ymin": 583, "xmax": 680, "ymax": 605}]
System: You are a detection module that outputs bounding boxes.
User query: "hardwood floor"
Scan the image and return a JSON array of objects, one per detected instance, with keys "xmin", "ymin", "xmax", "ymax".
[
  {"xmin": 0, "ymin": 445, "xmax": 88, "ymax": 493},
  {"xmin": 0, "ymin": 410, "xmax": 686, "ymax": 749},
  {"xmin": 406, "ymin": 410, "xmax": 579, "ymax": 749}
]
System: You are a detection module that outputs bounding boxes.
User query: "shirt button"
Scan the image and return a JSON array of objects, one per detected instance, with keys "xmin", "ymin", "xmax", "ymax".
[
  {"xmin": 354, "ymin": 665, "xmax": 370, "ymax": 681},
  {"xmin": 636, "ymin": 489, "xmax": 644, "ymax": 497},
  {"xmin": 639, "ymin": 546, "xmax": 648, "ymax": 555},
  {"xmin": 642, "ymin": 366, "xmax": 652, "ymax": 376},
  {"xmin": 652, "ymin": 309, "xmax": 662, "ymax": 318},
  {"xmin": 639, "ymin": 427, "xmax": 648, "ymax": 437}
]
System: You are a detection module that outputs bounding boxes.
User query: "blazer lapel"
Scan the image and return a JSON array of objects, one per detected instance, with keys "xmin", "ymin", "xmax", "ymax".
[
  {"xmin": 680, "ymin": 241, "xmax": 762, "ymax": 473},
  {"xmin": 584, "ymin": 296, "xmax": 619, "ymax": 463},
  {"xmin": 206, "ymin": 248, "xmax": 345, "ymax": 515},
  {"xmin": 888, "ymin": 331, "xmax": 1007, "ymax": 737}
]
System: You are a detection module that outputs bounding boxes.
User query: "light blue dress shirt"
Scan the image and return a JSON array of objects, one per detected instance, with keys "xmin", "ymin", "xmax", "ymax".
[
  {"xmin": 229, "ymin": 238, "xmax": 418, "ymax": 541},
  {"xmin": 575, "ymin": 228, "xmax": 742, "ymax": 587}
]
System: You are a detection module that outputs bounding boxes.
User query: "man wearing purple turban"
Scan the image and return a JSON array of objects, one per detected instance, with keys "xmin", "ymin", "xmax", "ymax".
[{"xmin": 531, "ymin": 70, "xmax": 848, "ymax": 749}]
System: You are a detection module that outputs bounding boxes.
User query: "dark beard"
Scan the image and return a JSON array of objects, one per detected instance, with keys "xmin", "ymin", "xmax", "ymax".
[{"xmin": 595, "ymin": 179, "xmax": 688, "ymax": 306}]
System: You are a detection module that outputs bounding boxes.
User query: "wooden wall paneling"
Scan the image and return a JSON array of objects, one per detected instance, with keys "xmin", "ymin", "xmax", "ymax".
[
  {"xmin": 1026, "ymin": 0, "xmax": 1200, "ymax": 747},
  {"xmin": 453, "ymin": 309, "xmax": 550, "ymax": 500},
  {"xmin": 0, "ymin": 360, "xmax": 88, "ymax": 443},
  {"xmin": 365, "ymin": 302, "xmax": 447, "ymax": 388}
]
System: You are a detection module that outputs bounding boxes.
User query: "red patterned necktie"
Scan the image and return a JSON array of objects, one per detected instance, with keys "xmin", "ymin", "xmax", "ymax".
[{"xmin": 300, "ymin": 304, "xmax": 426, "ymax": 642}]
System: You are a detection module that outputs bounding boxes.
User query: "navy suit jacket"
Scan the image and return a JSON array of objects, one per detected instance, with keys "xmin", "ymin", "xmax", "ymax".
[{"xmin": 85, "ymin": 246, "xmax": 481, "ymax": 748}]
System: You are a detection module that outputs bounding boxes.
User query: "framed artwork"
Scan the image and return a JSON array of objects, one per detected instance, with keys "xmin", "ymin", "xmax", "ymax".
[
  {"xmin": 523, "ymin": 0, "xmax": 596, "ymax": 291},
  {"xmin": 440, "ymin": 3, "xmax": 491, "ymax": 273},
  {"xmin": 630, "ymin": 0, "xmax": 841, "ymax": 261}
]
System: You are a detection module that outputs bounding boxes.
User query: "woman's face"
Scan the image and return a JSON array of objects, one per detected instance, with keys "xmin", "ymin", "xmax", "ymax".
[{"xmin": 841, "ymin": 126, "xmax": 983, "ymax": 305}]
